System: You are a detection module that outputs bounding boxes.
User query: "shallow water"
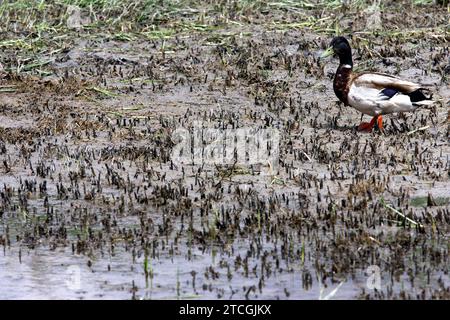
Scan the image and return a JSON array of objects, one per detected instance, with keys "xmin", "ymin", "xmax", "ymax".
[{"xmin": 0, "ymin": 238, "xmax": 381, "ymax": 299}]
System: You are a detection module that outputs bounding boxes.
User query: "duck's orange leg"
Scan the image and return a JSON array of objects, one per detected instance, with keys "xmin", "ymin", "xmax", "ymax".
[
  {"xmin": 377, "ymin": 115, "xmax": 383, "ymax": 132},
  {"xmin": 357, "ymin": 115, "xmax": 383, "ymax": 132},
  {"xmin": 357, "ymin": 116, "xmax": 378, "ymax": 132}
]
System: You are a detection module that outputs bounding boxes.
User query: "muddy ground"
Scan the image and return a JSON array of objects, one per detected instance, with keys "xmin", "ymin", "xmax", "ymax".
[{"xmin": 0, "ymin": 1, "xmax": 449, "ymax": 299}]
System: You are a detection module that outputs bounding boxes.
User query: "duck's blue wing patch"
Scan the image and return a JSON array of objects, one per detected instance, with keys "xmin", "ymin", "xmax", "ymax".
[{"xmin": 379, "ymin": 88, "xmax": 398, "ymax": 99}]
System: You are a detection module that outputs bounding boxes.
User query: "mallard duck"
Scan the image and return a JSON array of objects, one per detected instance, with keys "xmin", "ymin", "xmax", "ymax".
[{"xmin": 320, "ymin": 36, "xmax": 434, "ymax": 131}]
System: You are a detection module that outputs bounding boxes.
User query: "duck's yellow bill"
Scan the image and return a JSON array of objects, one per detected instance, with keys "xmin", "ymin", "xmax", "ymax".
[{"xmin": 320, "ymin": 47, "xmax": 334, "ymax": 59}]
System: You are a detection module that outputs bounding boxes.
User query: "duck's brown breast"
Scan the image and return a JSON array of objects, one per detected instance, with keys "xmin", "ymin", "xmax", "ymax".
[{"xmin": 333, "ymin": 65, "xmax": 353, "ymax": 105}]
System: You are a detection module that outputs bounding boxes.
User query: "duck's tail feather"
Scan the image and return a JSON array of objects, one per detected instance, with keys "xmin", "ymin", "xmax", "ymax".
[
  {"xmin": 409, "ymin": 88, "xmax": 434, "ymax": 107},
  {"xmin": 408, "ymin": 88, "xmax": 432, "ymax": 102}
]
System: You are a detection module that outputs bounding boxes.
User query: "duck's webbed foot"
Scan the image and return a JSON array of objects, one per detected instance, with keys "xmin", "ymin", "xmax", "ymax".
[{"xmin": 357, "ymin": 115, "xmax": 383, "ymax": 132}]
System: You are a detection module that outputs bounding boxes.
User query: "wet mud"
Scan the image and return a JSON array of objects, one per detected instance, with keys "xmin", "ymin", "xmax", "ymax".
[{"xmin": 0, "ymin": 1, "xmax": 449, "ymax": 299}]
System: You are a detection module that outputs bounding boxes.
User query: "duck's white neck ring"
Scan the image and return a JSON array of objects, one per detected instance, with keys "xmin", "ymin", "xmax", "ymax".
[{"xmin": 341, "ymin": 64, "xmax": 352, "ymax": 69}]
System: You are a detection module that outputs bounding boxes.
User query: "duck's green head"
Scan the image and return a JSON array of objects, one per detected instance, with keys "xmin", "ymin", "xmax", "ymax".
[{"xmin": 320, "ymin": 36, "xmax": 353, "ymax": 66}]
